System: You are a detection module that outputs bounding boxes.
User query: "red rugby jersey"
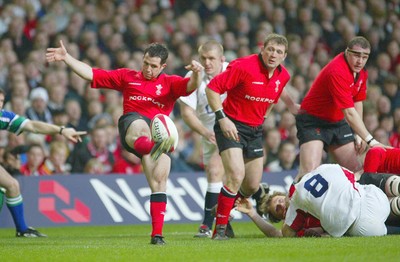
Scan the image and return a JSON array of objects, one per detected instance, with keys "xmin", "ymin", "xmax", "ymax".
[
  {"xmin": 207, "ymin": 54, "xmax": 290, "ymax": 127},
  {"xmin": 364, "ymin": 147, "xmax": 400, "ymax": 174},
  {"xmin": 300, "ymin": 53, "xmax": 368, "ymax": 122},
  {"xmin": 91, "ymin": 68, "xmax": 191, "ymax": 119}
]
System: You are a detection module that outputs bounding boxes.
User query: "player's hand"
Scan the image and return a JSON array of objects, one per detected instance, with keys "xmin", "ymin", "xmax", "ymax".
[
  {"xmin": 185, "ymin": 60, "xmax": 204, "ymax": 73},
  {"xmin": 219, "ymin": 118, "xmax": 239, "ymax": 142},
  {"xmin": 303, "ymin": 228, "xmax": 322, "ymax": 237},
  {"xmin": 368, "ymin": 139, "xmax": 392, "ymax": 149},
  {"xmin": 46, "ymin": 40, "xmax": 68, "ymax": 63},
  {"xmin": 354, "ymin": 134, "xmax": 367, "ymax": 154},
  {"xmin": 235, "ymin": 197, "xmax": 253, "ymax": 215},
  {"xmin": 204, "ymin": 130, "xmax": 216, "ymax": 145},
  {"xmin": 62, "ymin": 128, "xmax": 87, "ymax": 143}
]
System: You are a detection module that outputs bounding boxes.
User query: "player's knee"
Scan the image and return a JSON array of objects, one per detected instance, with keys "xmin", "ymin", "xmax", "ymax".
[
  {"xmin": 6, "ymin": 177, "xmax": 20, "ymax": 196},
  {"xmin": 239, "ymin": 183, "xmax": 259, "ymax": 197}
]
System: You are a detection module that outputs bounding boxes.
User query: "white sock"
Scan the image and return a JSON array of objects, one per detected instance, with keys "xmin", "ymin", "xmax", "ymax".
[{"xmin": 385, "ymin": 176, "xmax": 400, "ymax": 197}]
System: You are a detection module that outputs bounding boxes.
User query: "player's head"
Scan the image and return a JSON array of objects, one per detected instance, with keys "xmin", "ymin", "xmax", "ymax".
[
  {"xmin": 260, "ymin": 34, "xmax": 288, "ymax": 71},
  {"xmin": 345, "ymin": 36, "xmax": 370, "ymax": 73},
  {"xmin": 142, "ymin": 43, "xmax": 168, "ymax": 80},
  {"xmin": 263, "ymin": 33, "xmax": 288, "ymax": 53},
  {"xmin": 198, "ymin": 40, "xmax": 225, "ymax": 77},
  {"xmin": 260, "ymin": 191, "xmax": 289, "ymax": 223},
  {"xmin": 0, "ymin": 89, "xmax": 5, "ymax": 109}
]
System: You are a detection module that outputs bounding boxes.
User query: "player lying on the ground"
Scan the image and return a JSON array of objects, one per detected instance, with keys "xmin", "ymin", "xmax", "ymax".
[
  {"xmin": 236, "ymin": 164, "xmax": 400, "ymax": 237},
  {"xmin": 363, "ymin": 147, "xmax": 400, "ymax": 174}
]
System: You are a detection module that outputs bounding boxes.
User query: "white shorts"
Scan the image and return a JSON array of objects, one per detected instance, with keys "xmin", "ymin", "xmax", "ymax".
[
  {"xmin": 202, "ymin": 138, "xmax": 218, "ymax": 165},
  {"xmin": 346, "ymin": 184, "xmax": 390, "ymax": 236}
]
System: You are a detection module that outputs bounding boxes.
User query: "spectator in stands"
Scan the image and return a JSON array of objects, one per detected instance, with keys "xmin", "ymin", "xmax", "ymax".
[
  {"xmin": 266, "ymin": 141, "xmax": 299, "ymax": 172},
  {"xmin": 40, "ymin": 140, "xmax": 71, "ymax": 175},
  {"xmin": 377, "ymin": 95, "xmax": 392, "ymax": 116},
  {"xmin": 68, "ymin": 125, "xmax": 114, "ymax": 174},
  {"xmin": 26, "ymin": 87, "xmax": 52, "ymax": 124},
  {"xmin": 278, "ymin": 110, "xmax": 296, "ymax": 141},
  {"xmin": 112, "ymin": 148, "xmax": 143, "ymax": 174},
  {"xmin": 2, "ymin": 149, "xmax": 23, "ymax": 176},
  {"xmin": 364, "ymin": 110, "xmax": 379, "ymax": 134},
  {"xmin": 382, "ymin": 76, "xmax": 400, "ymax": 110},
  {"xmin": 263, "ymin": 128, "xmax": 282, "ymax": 167},
  {"xmin": 64, "ymin": 98, "xmax": 87, "ymax": 131},
  {"xmin": 21, "ymin": 144, "xmax": 46, "ymax": 176},
  {"xmin": 20, "ymin": 143, "xmax": 46, "ymax": 176},
  {"xmin": 47, "ymin": 84, "xmax": 67, "ymax": 113},
  {"xmin": 372, "ymin": 127, "xmax": 390, "ymax": 147},
  {"xmin": 83, "ymin": 158, "xmax": 105, "ymax": 174}
]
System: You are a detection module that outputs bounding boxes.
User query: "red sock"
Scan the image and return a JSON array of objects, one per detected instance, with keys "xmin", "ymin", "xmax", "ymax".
[
  {"xmin": 133, "ymin": 136, "xmax": 154, "ymax": 155},
  {"xmin": 214, "ymin": 186, "xmax": 236, "ymax": 230},
  {"xmin": 150, "ymin": 193, "xmax": 167, "ymax": 237},
  {"xmin": 364, "ymin": 147, "xmax": 386, "ymax": 172}
]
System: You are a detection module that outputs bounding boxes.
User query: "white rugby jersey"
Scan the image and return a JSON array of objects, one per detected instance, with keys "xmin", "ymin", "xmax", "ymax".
[
  {"xmin": 179, "ymin": 62, "xmax": 228, "ymax": 130},
  {"xmin": 285, "ymin": 164, "xmax": 362, "ymax": 237}
]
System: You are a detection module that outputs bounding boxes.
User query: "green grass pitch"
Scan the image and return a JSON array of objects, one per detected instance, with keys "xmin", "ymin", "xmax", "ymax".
[{"xmin": 0, "ymin": 222, "xmax": 398, "ymax": 262}]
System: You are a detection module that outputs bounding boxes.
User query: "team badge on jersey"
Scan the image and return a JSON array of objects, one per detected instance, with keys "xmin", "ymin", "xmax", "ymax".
[
  {"xmin": 275, "ymin": 80, "xmax": 281, "ymax": 92},
  {"xmin": 156, "ymin": 84, "xmax": 163, "ymax": 95},
  {"xmin": 357, "ymin": 80, "xmax": 363, "ymax": 92}
]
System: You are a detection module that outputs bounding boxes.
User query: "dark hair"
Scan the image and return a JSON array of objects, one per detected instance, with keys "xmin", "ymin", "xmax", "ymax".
[
  {"xmin": 0, "ymin": 88, "xmax": 5, "ymax": 96},
  {"xmin": 347, "ymin": 36, "xmax": 371, "ymax": 50},
  {"xmin": 263, "ymin": 33, "xmax": 288, "ymax": 53},
  {"xmin": 143, "ymin": 43, "xmax": 169, "ymax": 64}
]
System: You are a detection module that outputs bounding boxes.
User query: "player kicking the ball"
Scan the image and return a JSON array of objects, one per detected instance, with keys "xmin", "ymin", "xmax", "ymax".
[{"xmin": 46, "ymin": 41, "xmax": 203, "ymax": 245}]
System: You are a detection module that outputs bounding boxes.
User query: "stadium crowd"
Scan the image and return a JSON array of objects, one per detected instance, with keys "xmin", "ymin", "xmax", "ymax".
[{"xmin": 0, "ymin": 0, "xmax": 399, "ymax": 176}]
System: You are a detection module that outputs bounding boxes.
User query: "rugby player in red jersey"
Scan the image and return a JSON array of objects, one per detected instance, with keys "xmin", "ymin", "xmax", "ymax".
[
  {"xmin": 205, "ymin": 33, "xmax": 298, "ymax": 240},
  {"xmin": 364, "ymin": 147, "xmax": 400, "ymax": 174},
  {"xmin": 295, "ymin": 36, "xmax": 386, "ymax": 183},
  {"xmin": 46, "ymin": 41, "xmax": 204, "ymax": 245}
]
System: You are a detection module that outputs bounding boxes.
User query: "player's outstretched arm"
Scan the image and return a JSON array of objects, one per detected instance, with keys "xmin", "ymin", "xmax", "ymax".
[
  {"xmin": 185, "ymin": 60, "xmax": 204, "ymax": 93},
  {"xmin": 236, "ymin": 197, "xmax": 283, "ymax": 238},
  {"xmin": 46, "ymin": 40, "xmax": 93, "ymax": 81},
  {"xmin": 23, "ymin": 120, "xmax": 87, "ymax": 143}
]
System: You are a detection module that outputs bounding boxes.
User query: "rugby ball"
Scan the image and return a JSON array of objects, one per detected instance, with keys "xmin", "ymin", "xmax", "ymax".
[{"xmin": 150, "ymin": 114, "xmax": 179, "ymax": 152}]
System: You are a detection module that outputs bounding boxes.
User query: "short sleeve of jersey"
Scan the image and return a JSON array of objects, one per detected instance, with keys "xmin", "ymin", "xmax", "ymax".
[
  {"xmin": 91, "ymin": 68, "xmax": 130, "ymax": 91},
  {"xmin": 169, "ymin": 75, "xmax": 192, "ymax": 98},
  {"xmin": 207, "ymin": 63, "xmax": 245, "ymax": 94},
  {"xmin": 0, "ymin": 110, "xmax": 29, "ymax": 135},
  {"xmin": 328, "ymin": 74, "xmax": 355, "ymax": 110}
]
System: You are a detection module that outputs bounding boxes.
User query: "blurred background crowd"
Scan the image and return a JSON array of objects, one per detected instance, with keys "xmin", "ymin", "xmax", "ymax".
[{"xmin": 0, "ymin": 0, "xmax": 399, "ymax": 176}]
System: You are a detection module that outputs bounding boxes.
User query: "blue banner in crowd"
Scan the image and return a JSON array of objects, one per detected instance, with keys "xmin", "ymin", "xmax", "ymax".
[{"xmin": 0, "ymin": 171, "xmax": 296, "ymax": 228}]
